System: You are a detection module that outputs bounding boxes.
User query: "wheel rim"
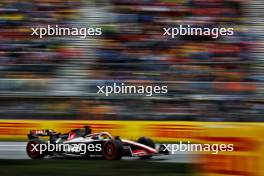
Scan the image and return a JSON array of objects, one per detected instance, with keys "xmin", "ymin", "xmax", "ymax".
[
  {"xmin": 104, "ymin": 141, "xmax": 117, "ymax": 160},
  {"xmin": 106, "ymin": 143, "xmax": 115, "ymax": 156},
  {"xmin": 27, "ymin": 141, "xmax": 40, "ymax": 158}
]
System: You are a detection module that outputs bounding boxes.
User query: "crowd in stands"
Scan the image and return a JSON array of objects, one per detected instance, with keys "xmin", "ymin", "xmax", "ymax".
[
  {"xmin": 0, "ymin": 0, "xmax": 82, "ymax": 78},
  {"xmin": 96, "ymin": 0, "xmax": 258, "ymax": 94},
  {"xmin": 0, "ymin": 0, "xmax": 262, "ymax": 121}
]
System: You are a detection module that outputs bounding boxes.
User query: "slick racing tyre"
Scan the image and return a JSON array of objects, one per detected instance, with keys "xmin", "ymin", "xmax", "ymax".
[
  {"xmin": 26, "ymin": 139, "xmax": 47, "ymax": 159},
  {"xmin": 103, "ymin": 139, "xmax": 123, "ymax": 160},
  {"xmin": 137, "ymin": 137, "xmax": 155, "ymax": 159}
]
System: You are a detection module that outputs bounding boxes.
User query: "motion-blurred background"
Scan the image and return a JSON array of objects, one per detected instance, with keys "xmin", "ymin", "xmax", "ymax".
[
  {"xmin": 0, "ymin": 0, "xmax": 263, "ymax": 121},
  {"xmin": 0, "ymin": 0, "xmax": 263, "ymax": 175}
]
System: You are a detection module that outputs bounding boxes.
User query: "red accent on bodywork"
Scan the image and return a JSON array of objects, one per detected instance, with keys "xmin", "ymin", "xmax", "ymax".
[
  {"xmin": 67, "ymin": 132, "xmax": 76, "ymax": 140},
  {"xmin": 132, "ymin": 150, "xmax": 148, "ymax": 156}
]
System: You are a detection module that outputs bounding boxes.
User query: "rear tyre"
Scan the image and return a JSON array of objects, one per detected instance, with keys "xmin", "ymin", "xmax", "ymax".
[
  {"xmin": 137, "ymin": 137, "xmax": 155, "ymax": 159},
  {"xmin": 103, "ymin": 140, "xmax": 123, "ymax": 160},
  {"xmin": 26, "ymin": 140, "xmax": 47, "ymax": 159}
]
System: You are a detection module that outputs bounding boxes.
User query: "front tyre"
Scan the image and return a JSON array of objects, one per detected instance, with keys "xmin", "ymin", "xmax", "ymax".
[{"xmin": 103, "ymin": 140, "xmax": 123, "ymax": 160}]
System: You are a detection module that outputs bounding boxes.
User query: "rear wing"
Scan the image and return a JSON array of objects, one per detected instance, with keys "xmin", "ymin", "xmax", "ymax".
[{"xmin": 28, "ymin": 129, "xmax": 56, "ymax": 139}]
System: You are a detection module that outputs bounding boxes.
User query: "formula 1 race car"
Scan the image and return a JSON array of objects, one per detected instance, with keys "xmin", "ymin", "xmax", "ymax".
[{"xmin": 26, "ymin": 126, "xmax": 167, "ymax": 160}]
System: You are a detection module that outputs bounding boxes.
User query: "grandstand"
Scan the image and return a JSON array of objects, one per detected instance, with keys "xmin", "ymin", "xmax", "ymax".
[{"xmin": 0, "ymin": 0, "xmax": 263, "ymax": 121}]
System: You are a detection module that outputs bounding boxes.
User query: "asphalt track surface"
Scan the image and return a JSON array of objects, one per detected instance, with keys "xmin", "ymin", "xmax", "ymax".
[{"xmin": 0, "ymin": 142, "xmax": 196, "ymax": 163}]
